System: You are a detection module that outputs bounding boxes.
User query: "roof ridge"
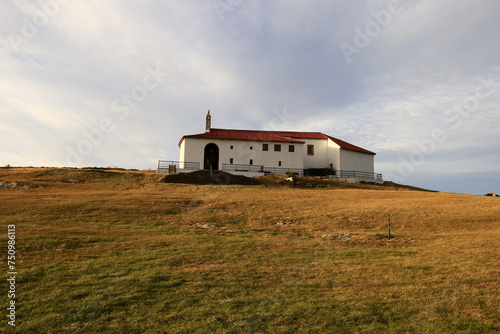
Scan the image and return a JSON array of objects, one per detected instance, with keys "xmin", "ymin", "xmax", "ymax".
[{"xmin": 210, "ymin": 128, "xmax": 322, "ymax": 134}]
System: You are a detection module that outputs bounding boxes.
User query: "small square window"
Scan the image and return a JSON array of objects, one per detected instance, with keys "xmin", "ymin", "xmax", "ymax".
[
  {"xmin": 289, "ymin": 145, "xmax": 295, "ymax": 152},
  {"xmin": 307, "ymin": 145, "xmax": 314, "ymax": 156},
  {"xmin": 250, "ymin": 146, "xmax": 253, "ymax": 150},
  {"xmin": 262, "ymin": 144, "xmax": 268, "ymax": 151},
  {"xmin": 274, "ymin": 144, "xmax": 281, "ymax": 152},
  {"xmin": 230, "ymin": 145, "xmax": 234, "ymax": 149}
]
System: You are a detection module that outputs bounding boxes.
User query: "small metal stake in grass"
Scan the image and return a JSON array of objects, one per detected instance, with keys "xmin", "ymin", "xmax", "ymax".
[{"xmin": 387, "ymin": 214, "xmax": 391, "ymax": 239}]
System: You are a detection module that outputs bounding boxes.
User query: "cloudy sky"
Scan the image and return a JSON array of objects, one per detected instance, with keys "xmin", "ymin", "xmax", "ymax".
[{"xmin": 1, "ymin": 0, "xmax": 499, "ymax": 194}]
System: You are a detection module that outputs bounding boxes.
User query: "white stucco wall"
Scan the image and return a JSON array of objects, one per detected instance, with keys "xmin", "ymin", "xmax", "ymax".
[
  {"xmin": 179, "ymin": 140, "xmax": 186, "ymax": 162},
  {"xmin": 179, "ymin": 139, "xmax": 205, "ymax": 169},
  {"xmin": 180, "ymin": 138, "xmax": 305, "ymax": 170},
  {"xmin": 338, "ymin": 149, "xmax": 374, "ymax": 173},
  {"xmin": 302, "ymin": 139, "xmax": 330, "ymax": 169},
  {"xmin": 326, "ymin": 139, "xmax": 341, "ymax": 171}
]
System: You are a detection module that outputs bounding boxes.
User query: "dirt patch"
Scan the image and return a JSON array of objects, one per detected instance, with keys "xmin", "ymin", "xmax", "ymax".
[
  {"xmin": 162, "ymin": 171, "xmax": 260, "ymax": 185},
  {"xmin": 321, "ymin": 233, "xmax": 356, "ymax": 240}
]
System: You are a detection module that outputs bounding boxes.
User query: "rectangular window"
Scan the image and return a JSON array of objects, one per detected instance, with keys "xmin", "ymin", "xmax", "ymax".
[
  {"xmin": 249, "ymin": 159, "xmax": 253, "ymax": 165},
  {"xmin": 278, "ymin": 161, "xmax": 282, "ymax": 167},
  {"xmin": 230, "ymin": 158, "xmax": 234, "ymax": 164},
  {"xmin": 262, "ymin": 144, "xmax": 268, "ymax": 151},
  {"xmin": 274, "ymin": 144, "xmax": 281, "ymax": 152},
  {"xmin": 289, "ymin": 145, "xmax": 295, "ymax": 152},
  {"xmin": 250, "ymin": 146, "xmax": 253, "ymax": 150},
  {"xmin": 307, "ymin": 144, "xmax": 314, "ymax": 156},
  {"xmin": 230, "ymin": 145, "xmax": 234, "ymax": 149}
]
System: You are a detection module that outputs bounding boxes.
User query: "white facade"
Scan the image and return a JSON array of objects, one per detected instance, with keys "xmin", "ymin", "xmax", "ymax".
[
  {"xmin": 180, "ymin": 138, "xmax": 305, "ymax": 171},
  {"xmin": 338, "ymin": 148, "xmax": 374, "ymax": 172},
  {"xmin": 173, "ymin": 111, "xmax": 377, "ymax": 177}
]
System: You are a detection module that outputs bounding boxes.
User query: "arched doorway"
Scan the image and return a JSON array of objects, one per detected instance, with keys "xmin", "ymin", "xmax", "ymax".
[{"xmin": 203, "ymin": 143, "xmax": 219, "ymax": 170}]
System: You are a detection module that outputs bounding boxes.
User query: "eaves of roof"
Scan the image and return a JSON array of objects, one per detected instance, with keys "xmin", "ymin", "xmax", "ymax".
[
  {"xmin": 178, "ymin": 129, "xmax": 305, "ymax": 146},
  {"xmin": 325, "ymin": 135, "xmax": 376, "ymax": 155}
]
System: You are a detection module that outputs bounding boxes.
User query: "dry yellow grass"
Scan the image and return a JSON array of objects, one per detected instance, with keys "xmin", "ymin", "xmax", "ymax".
[{"xmin": 0, "ymin": 167, "xmax": 498, "ymax": 333}]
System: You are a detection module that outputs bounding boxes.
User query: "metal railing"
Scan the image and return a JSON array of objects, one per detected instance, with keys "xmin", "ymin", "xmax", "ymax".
[
  {"xmin": 335, "ymin": 170, "xmax": 383, "ymax": 181},
  {"xmin": 222, "ymin": 164, "xmax": 305, "ymax": 175},
  {"xmin": 262, "ymin": 167, "xmax": 304, "ymax": 176},
  {"xmin": 222, "ymin": 163, "xmax": 264, "ymax": 173},
  {"xmin": 157, "ymin": 160, "xmax": 200, "ymax": 173},
  {"xmin": 157, "ymin": 160, "xmax": 382, "ymax": 180}
]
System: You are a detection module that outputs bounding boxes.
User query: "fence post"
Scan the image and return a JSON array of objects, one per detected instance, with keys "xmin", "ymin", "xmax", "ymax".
[{"xmin": 387, "ymin": 214, "xmax": 391, "ymax": 239}]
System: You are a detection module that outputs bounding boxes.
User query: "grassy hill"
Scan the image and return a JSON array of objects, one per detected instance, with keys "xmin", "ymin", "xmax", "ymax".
[{"xmin": 0, "ymin": 168, "xmax": 498, "ymax": 333}]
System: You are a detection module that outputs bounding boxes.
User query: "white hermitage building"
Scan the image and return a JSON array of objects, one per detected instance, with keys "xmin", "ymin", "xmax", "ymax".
[{"xmin": 159, "ymin": 111, "xmax": 381, "ymax": 181}]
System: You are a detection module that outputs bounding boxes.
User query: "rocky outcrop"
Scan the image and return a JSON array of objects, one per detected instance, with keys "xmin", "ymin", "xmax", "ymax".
[{"xmin": 0, "ymin": 181, "xmax": 31, "ymax": 189}]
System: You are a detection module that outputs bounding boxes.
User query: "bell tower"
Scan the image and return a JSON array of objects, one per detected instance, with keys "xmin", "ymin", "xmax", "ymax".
[{"xmin": 205, "ymin": 109, "xmax": 211, "ymax": 133}]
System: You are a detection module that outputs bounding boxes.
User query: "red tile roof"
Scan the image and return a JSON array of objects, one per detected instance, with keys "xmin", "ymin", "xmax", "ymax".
[
  {"xmin": 181, "ymin": 129, "xmax": 305, "ymax": 144},
  {"xmin": 179, "ymin": 128, "xmax": 375, "ymax": 155},
  {"xmin": 324, "ymin": 135, "xmax": 376, "ymax": 155}
]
